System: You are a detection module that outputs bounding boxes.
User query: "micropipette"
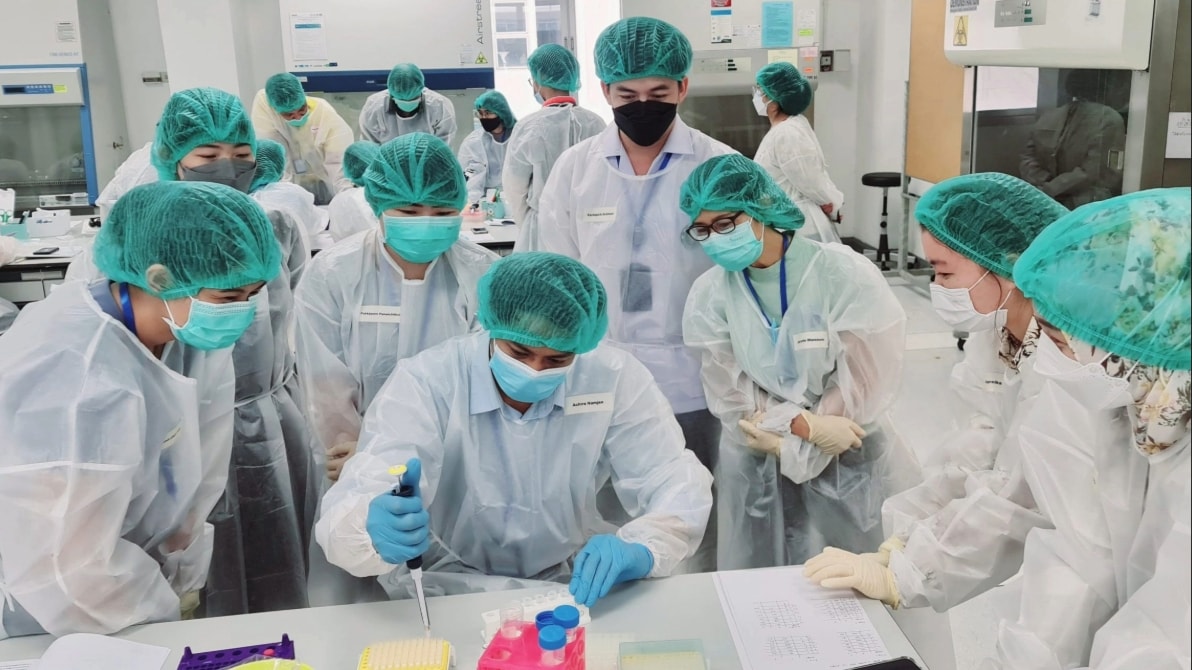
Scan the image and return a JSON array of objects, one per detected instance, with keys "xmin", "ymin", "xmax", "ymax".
[{"xmin": 389, "ymin": 465, "xmax": 431, "ymax": 637}]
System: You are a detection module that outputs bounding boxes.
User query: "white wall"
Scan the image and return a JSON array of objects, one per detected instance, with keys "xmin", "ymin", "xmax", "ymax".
[
  {"xmin": 157, "ymin": 0, "xmax": 244, "ymax": 93},
  {"xmin": 0, "ymin": 0, "xmax": 82, "ymax": 65},
  {"xmin": 107, "ymin": 0, "xmax": 171, "ymax": 149},
  {"xmin": 78, "ymin": 0, "xmax": 131, "ymax": 188}
]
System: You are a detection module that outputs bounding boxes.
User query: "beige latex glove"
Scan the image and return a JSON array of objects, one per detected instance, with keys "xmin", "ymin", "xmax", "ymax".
[
  {"xmin": 799, "ymin": 411, "xmax": 866, "ymax": 455},
  {"xmin": 326, "ymin": 439, "xmax": 358, "ymax": 482},
  {"xmin": 858, "ymin": 536, "xmax": 905, "ymax": 567},
  {"xmin": 804, "ymin": 547, "xmax": 901, "ymax": 608},
  {"xmin": 179, "ymin": 590, "xmax": 201, "ymax": 620},
  {"xmin": 0, "ymin": 236, "xmax": 18, "ymax": 266},
  {"xmin": 738, "ymin": 418, "xmax": 783, "ymax": 457}
]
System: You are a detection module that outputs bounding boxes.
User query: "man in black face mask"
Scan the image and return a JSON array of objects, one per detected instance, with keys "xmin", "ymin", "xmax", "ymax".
[{"xmin": 536, "ymin": 17, "xmax": 736, "ymax": 574}]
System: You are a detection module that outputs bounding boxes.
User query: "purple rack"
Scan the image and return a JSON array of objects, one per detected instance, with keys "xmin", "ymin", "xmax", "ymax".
[{"xmin": 177, "ymin": 634, "xmax": 296, "ymax": 670}]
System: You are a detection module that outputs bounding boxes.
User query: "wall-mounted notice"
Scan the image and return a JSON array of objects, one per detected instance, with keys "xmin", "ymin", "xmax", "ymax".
[
  {"xmin": 711, "ymin": 0, "xmax": 734, "ymax": 44},
  {"xmin": 290, "ymin": 12, "xmax": 329, "ymax": 63},
  {"xmin": 56, "ymin": 21, "xmax": 78, "ymax": 42},
  {"xmin": 796, "ymin": 8, "xmax": 818, "ymax": 46},
  {"xmin": 761, "ymin": 2, "xmax": 795, "ymax": 48},
  {"xmin": 1167, "ymin": 112, "xmax": 1192, "ymax": 159},
  {"xmin": 734, "ymin": 24, "xmax": 763, "ymax": 48},
  {"xmin": 767, "ymin": 48, "xmax": 799, "ymax": 65}
]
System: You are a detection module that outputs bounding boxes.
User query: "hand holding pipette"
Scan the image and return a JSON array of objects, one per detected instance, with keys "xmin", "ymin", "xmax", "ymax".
[{"xmin": 365, "ymin": 458, "xmax": 432, "ymax": 634}]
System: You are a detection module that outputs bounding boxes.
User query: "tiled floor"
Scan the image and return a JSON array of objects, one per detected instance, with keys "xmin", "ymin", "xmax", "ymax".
[{"xmin": 887, "ymin": 281, "xmax": 999, "ymax": 670}]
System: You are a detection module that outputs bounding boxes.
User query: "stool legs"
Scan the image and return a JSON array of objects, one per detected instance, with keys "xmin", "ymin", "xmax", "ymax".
[{"xmin": 877, "ymin": 186, "xmax": 891, "ymax": 270}]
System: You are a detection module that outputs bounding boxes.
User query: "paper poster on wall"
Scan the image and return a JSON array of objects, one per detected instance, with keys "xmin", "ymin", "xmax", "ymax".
[
  {"xmin": 290, "ymin": 13, "xmax": 329, "ymax": 63},
  {"xmin": 767, "ymin": 48, "xmax": 800, "ymax": 65},
  {"xmin": 460, "ymin": 44, "xmax": 479, "ymax": 66},
  {"xmin": 761, "ymin": 2, "xmax": 795, "ymax": 48},
  {"xmin": 55, "ymin": 21, "xmax": 78, "ymax": 43},
  {"xmin": 796, "ymin": 8, "xmax": 818, "ymax": 46},
  {"xmin": 711, "ymin": 0, "xmax": 734, "ymax": 44},
  {"xmin": 734, "ymin": 24, "xmax": 763, "ymax": 48},
  {"xmin": 1167, "ymin": 112, "xmax": 1192, "ymax": 159},
  {"xmin": 950, "ymin": 0, "xmax": 980, "ymax": 11}
]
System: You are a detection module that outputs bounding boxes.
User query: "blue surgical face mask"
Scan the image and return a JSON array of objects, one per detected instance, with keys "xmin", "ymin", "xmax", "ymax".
[
  {"xmin": 383, "ymin": 215, "xmax": 462, "ymax": 263},
  {"xmin": 395, "ymin": 97, "xmax": 422, "ymax": 114},
  {"xmin": 163, "ymin": 295, "xmax": 258, "ymax": 350},
  {"xmin": 489, "ymin": 344, "xmax": 571, "ymax": 403},
  {"xmin": 534, "ymin": 90, "xmax": 546, "ymax": 105},
  {"xmin": 286, "ymin": 112, "xmax": 311, "ymax": 128},
  {"xmin": 701, "ymin": 217, "xmax": 763, "ymax": 271}
]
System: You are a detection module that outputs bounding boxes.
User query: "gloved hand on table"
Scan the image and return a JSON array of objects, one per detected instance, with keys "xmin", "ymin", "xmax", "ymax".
[
  {"xmin": 179, "ymin": 590, "xmax": 201, "ymax": 620},
  {"xmin": 569, "ymin": 535, "xmax": 654, "ymax": 607},
  {"xmin": 804, "ymin": 547, "xmax": 901, "ymax": 608},
  {"xmin": 795, "ymin": 411, "xmax": 866, "ymax": 455},
  {"xmin": 858, "ymin": 536, "xmax": 905, "ymax": 567},
  {"xmin": 326, "ymin": 437, "xmax": 358, "ymax": 482},
  {"xmin": 366, "ymin": 458, "xmax": 430, "ymax": 565}
]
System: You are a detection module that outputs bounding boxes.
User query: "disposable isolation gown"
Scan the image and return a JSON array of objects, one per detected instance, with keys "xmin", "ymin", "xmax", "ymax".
[
  {"xmin": 456, "ymin": 128, "xmax": 508, "ymax": 205},
  {"xmin": 986, "ymin": 335, "xmax": 1158, "ymax": 669},
  {"xmin": 503, "ymin": 103, "xmax": 605, "ymax": 252},
  {"xmin": 96, "ymin": 142, "xmax": 155, "ymax": 221},
  {"xmin": 251, "ymin": 91, "xmax": 354, "ymax": 205},
  {"xmin": 327, "ymin": 188, "xmax": 376, "ymax": 242},
  {"xmin": 683, "ymin": 237, "xmax": 920, "ymax": 568},
  {"xmin": 885, "ymin": 328, "xmax": 1052, "ymax": 611},
  {"xmin": 316, "ymin": 333, "xmax": 713, "ymax": 598},
  {"xmin": 0, "ymin": 297, "xmax": 16, "ymax": 334},
  {"xmin": 252, "ymin": 181, "xmax": 328, "ymax": 244},
  {"xmin": 0, "ymin": 281, "xmax": 235, "ymax": 638},
  {"xmin": 62, "ymin": 208, "xmax": 318, "ymax": 615},
  {"xmin": 753, "ymin": 115, "xmax": 844, "ymax": 244},
  {"xmin": 538, "ymin": 119, "xmax": 734, "ymax": 416},
  {"xmin": 1019, "ymin": 101, "xmax": 1126, "ymax": 210},
  {"xmin": 358, "ymin": 90, "xmax": 457, "ymax": 146}
]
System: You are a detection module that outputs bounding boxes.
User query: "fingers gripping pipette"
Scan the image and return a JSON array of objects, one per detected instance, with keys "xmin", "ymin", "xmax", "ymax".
[{"xmin": 389, "ymin": 464, "xmax": 431, "ymax": 637}]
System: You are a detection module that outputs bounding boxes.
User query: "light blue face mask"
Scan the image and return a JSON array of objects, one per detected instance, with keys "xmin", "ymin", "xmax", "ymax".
[
  {"xmin": 701, "ymin": 217, "xmax": 764, "ymax": 271},
  {"xmin": 383, "ymin": 215, "xmax": 462, "ymax": 263},
  {"xmin": 489, "ymin": 344, "xmax": 572, "ymax": 403},
  {"xmin": 394, "ymin": 97, "xmax": 422, "ymax": 114},
  {"xmin": 286, "ymin": 111, "xmax": 311, "ymax": 128},
  {"xmin": 164, "ymin": 295, "xmax": 258, "ymax": 351}
]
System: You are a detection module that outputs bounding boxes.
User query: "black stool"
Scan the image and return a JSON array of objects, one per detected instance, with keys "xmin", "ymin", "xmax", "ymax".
[{"xmin": 861, "ymin": 171, "xmax": 905, "ymax": 271}]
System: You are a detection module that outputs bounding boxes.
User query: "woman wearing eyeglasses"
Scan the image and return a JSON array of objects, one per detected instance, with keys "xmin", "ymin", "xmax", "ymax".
[{"xmin": 680, "ymin": 154, "xmax": 921, "ymax": 570}]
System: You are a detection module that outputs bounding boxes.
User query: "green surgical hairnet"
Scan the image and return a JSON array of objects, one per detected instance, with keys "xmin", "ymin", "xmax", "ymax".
[
  {"xmin": 478, "ymin": 252, "xmax": 608, "ymax": 354},
  {"xmin": 916, "ymin": 172, "xmax": 1068, "ymax": 278},
  {"xmin": 152, "ymin": 87, "xmax": 256, "ymax": 181},
  {"xmin": 363, "ymin": 133, "xmax": 466, "ymax": 214},
  {"xmin": 680, "ymin": 154, "xmax": 805, "ymax": 231},
  {"xmin": 528, "ymin": 43, "xmax": 581, "ymax": 92},
  {"xmin": 343, "ymin": 141, "xmax": 380, "ymax": 187},
  {"xmin": 755, "ymin": 62, "xmax": 813, "ymax": 116},
  {"xmin": 595, "ymin": 17, "xmax": 692, "ymax": 85},
  {"xmin": 476, "ymin": 90, "xmax": 516, "ymax": 134},
  {"xmin": 1014, "ymin": 188, "xmax": 1192, "ymax": 370},
  {"xmin": 264, "ymin": 73, "xmax": 307, "ymax": 113},
  {"xmin": 387, "ymin": 63, "xmax": 426, "ymax": 102},
  {"xmin": 250, "ymin": 139, "xmax": 286, "ymax": 192},
  {"xmin": 93, "ymin": 181, "xmax": 281, "ymax": 300}
]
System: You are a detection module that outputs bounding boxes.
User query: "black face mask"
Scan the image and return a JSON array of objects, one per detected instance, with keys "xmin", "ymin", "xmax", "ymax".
[
  {"xmin": 479, "ymin": 116, "xmax": 503, "ymax": 133},
  {"xmin": 178, "ymin": 158, "xmax": 258, "ymax": 193},
  {"xmin": 612, "ymin": 100, "xmax": 678, "ymax": 147}
]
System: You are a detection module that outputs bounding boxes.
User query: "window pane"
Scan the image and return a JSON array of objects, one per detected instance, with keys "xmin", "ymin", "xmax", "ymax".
[
  {"xmin": 535, "ymin": 0, "xmax": 562, "ymax": 46},
  {"xmin": 495, "ymin": 3, "xmax": 526, "ymax": 33},
  {"xmin": 497, "ymin": 38, "xmax": 529, "ymax": 68}
]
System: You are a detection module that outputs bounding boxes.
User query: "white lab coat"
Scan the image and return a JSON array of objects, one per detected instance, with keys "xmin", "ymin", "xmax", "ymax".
[
  {"xmin": 358, "ymin": 89, "xmax": 457, "ymax": 146},
  {"xmin": 315, "ymin": 332, "xmax": 714, "ymax": 598},
  {"xmin": 683, "ymin": 237, "xmax": 920, "ymax": 567},
  {"xmin": 503, "ymin": 103, "xmax": 606, "ymax": 252},
  {"xmin": 294, "ymin": 229, "xmax": 498, "ymax": 457},
  {"xmin": 0, "ymin": 281, "xmax": 235, "ymax": 638},
  {"xmin": 538, "ymin": 119, "xmax": 735, "ymax": 414},
  {"xmin": 0, "ymin": 297, "xmax": 16, "ymax": 334},
  {"xmin": 96, "ymin": 142, "xmax": 156, "ymax": 221},
  {"xmin": 252, "ymin": 180, "xmax": 328, "ymax": 244},
  {"xmin": 753, "ymin": 115, "xmax": 844, "ymax": 244},
  {"xmin": 456, "ymin": 128, "xmax": 509, "ymax": 205},
  {"xmin": 251, "ymin": 92, "xmax": 355, "ymax": 205},
  {"xmin": 327, "ymin": 188, "xmax": 376, "ymax": 243}
]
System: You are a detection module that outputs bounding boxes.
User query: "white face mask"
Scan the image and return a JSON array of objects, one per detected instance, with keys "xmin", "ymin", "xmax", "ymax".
[
  {"xmin": 1033, "ymin": 334, "xmax": 1133, "ymax": 411},
  {"xmin": 929, "ymin": 270, "xmax": 1007, "ymax": 332},
  {"xmin": 752, "ymin": 90, "xmax": 769, "ymax": 117}
]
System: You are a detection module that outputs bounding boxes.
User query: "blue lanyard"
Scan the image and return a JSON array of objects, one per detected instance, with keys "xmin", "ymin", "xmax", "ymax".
[
  {"xmin": 742, "ymin": 235, "xmax": 791, "ymax": 338},
  {"xmin": 117, "ymin": 282, "xmax": 138, "ymax": 336}
]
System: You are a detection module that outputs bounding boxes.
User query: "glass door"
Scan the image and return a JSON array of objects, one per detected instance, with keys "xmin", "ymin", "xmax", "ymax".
[{"xmin": 492, "ymin": 0, "xmax": 578, "ymax": 119}]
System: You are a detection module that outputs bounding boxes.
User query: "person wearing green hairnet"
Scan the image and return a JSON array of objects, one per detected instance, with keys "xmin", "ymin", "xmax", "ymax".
[
  {"xmin": 805, "ymin": 173, "xmax": 1064, "ymax": 616},
  {"xmin": 505, "ymin": 44, "xmax": 606, "ymax": 252},
  {"xmin": 250, "ymin": 138, "xmax": 330, "ymax": 241},
  {"xmin": 298, "ymin": 133, "xmax": 499, "ymax": 605},
  {"xmin": 328, "ymin": 141, "xmax": 381, "ymax": 242},
  {"xmin": 752, "ymin": 62, "xmax": 845, "ymax": 244},
  {"xmin": 457, "ymin": 90, "xmax": 517, "ymax": 207},
  {"xmin": 0, "ymin": 181, "xmax": 280, "ymax": 638},
  {"xmin": 538, "ymin": 19, "xmax": 734, "ymax": 573},
  {"xmin": 316, "ymin": 251, "xmax": 712, "ymax": 604},
  {"xmin": 680, "ymin": 154, "xmax": 919, "ymax": 571},
  {"xmin": 358, "ymin": 63, "xmax": 457, "ymax": 146},
  {"xmin": 71, "ymin": 87, "xmax": 319, "ymax": 616},
  {"xmin": 251, "ymin": 72, "xmax": 355, "ymax": 205}
]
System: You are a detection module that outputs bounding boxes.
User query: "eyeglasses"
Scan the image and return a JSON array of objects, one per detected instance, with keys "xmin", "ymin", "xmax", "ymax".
[{"xmin": 686, "ymin": 211, "xmax": 746, "ymax": 241}]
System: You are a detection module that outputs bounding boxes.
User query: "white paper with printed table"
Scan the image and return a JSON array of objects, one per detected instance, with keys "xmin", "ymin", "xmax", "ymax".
[{"xmin": 715, "ymin": 566, "xmax": 892, "ymax": 670}]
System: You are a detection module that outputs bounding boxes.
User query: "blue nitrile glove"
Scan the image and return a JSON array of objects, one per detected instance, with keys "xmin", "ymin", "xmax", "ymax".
[
  {"xmin": 568, "ymin": 535, "xmax": 654, "ymax": 607},
  {"xmin": 365, "ymin": 458, "xmax": 430, "ymax": 565}
]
